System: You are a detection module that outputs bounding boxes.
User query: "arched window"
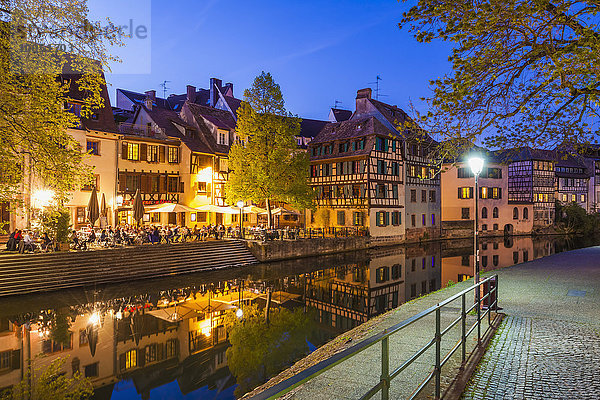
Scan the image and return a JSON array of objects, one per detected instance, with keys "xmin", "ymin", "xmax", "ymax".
[
  {"xmin": 481, "ymin": 207, "xmax": 488, "ymax": 218},
  {"xmin": 493, "ymin": 207, "xmax": 499, "ymax": 218},
  {"xmin": 523, "ymin": 207, "xmax": 529, "ymax": 220},
  {"xmin": 513, "ymin": 207, "xmax": 519, "ymax": 220}
]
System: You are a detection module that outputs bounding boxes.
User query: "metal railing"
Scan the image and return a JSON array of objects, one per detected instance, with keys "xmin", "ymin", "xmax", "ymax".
[{"xmin": 250, "ymin": 275, "xmax": 499, "ymax": 400}]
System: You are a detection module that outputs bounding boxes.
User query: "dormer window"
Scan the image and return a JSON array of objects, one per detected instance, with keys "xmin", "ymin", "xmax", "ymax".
[{"xmin": 217, "ymin": 130, "xmax": 229, "ymax": 146}]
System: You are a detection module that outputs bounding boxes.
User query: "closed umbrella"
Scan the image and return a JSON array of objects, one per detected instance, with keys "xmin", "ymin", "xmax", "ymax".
[
  {"xmin": 86, "ymin": 324, "xmax": 99, "ymax": 357},
  {"xmin": 87, "ymin": 186, "xmax": 100, "ymax": 226},
  {"xmin": 100, "ymin": 193, "xmax": 107, "ymax": 216},
  {"xmin": 132, "ymin": 189, "xmax": 145, "ymax": 226}
]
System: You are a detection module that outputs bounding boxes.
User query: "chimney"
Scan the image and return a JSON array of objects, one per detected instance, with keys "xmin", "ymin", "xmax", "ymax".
[
  {"xmin": 145, "ymin": 90, "xmax": 156, "ymax": 100},
  {"xmin": 186, "ymin": 85, "xmax": 196, "ymax": 102},
  {"xmin": 144, "ymin": 96, "xmax": 153, "ymax": 110},
  {"xmin": 355, "ymin": 88, "xmax": 372, "ymax": 116},
  {"xmin": 223, "ymin": 82, "xmax": 234, "ymax": 97},
  {"xmin": 209, "ymin": 77, "xmax": 223, "ymax": 107}
]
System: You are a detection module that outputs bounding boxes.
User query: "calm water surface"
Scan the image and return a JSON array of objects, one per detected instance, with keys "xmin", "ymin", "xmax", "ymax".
[{"xmin": 0, "ymin": 235, "xmax": 597, "ymax": 399}]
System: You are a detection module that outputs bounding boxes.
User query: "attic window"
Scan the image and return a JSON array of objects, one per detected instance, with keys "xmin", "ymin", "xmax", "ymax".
[
  {"xmin": 357, "ymin": 124, "xmax": 362, "ymax": 130},
  {"xmin": 90, "ymin": 113, "xmax": 99, "ymax": 120}
]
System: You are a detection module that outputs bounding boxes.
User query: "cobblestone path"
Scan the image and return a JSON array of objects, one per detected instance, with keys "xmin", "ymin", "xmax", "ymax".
[{"xmin": 463, "ymin": 316, "xmax": 600, "ymax": 399}]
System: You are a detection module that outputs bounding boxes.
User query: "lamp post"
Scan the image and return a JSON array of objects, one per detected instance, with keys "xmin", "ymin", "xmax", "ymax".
[
  {"xmin": 237, "ymin": 201, "xmax": 244, "ymax": 239},
  {"xmin": 468, "ymin": 157, "xmax": 485, "ymax": 288}
]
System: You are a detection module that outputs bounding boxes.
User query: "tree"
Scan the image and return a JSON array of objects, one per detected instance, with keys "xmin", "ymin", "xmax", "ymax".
[
  {"xmin": 0, "ymin": 1, "xmax": 119, "ymax": 205},
  {"xmin": 226, "ymin": 72, "xmax": 314, "ymax": 227},
  {"xmin": 399, "ymin": 0, "xmax": 600, "ymax": 156}
]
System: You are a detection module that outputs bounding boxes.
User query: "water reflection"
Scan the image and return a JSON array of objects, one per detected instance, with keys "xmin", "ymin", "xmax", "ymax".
[{"xmin": 0, "ymin": 235, "xmax": 595, "ymax": 399}]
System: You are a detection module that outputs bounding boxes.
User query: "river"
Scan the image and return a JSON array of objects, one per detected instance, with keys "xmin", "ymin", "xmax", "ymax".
[{"xmin": 0, "ymin": 235, "xmax": 596, "ymax": 399}]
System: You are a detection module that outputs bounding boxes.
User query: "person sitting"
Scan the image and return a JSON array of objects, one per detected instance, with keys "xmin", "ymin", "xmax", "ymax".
[
  {"xmin": 88, "ymin": 229, "xmax": 96, "ymax": 247},
  {"xmin": 6, "ymin": 229, "xmax": 17, "ymax": 251},
  {"xmin": 99, "ymin": 229, "xmax": 108, "ymax": 246},
  {"xmin": 165, "ymin": 228, "xmax": 173, "ymax": 244},
  {"xmin": 41, "ymin": 232, "xmax": 52, "ymax": 252},
  {"xmin": 19, "ymin": 230, "xmax": 35, "ymax": 253}
]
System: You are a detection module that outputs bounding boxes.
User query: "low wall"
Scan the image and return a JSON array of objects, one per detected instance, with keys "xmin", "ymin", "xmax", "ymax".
[{"xmin": 245, "ymin": 237, "xmax": 371, "ymax": 262}]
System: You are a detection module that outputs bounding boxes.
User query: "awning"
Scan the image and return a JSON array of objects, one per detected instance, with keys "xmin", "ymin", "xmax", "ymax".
[
  {"xmin": 196, "ymin": 204, "xmax": 239, "ymax": 214},
  {"xmin": 231, "ymin": 205, "xmax": 267, "ymax": 214},
  {"xmin": 259, "ymin": 291, "xmax": 301, "ymax": 304},
  {"xmin": 259, "ymin": 207, "xmax": 301, "ymax": 216},
  {"xmin": 146, "ymin": 203, "xmax": 198, "ymax": 213}
]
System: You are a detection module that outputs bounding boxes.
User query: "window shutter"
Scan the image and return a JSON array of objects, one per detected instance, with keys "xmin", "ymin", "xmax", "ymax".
[
  {"xmin": 138, "ymin": 347, "xmax": 146, "ymax": 368},
  {"xmin": 498, "ymin": 188, "xmax": 502, "ymax": 199},
  {"xmin": 159, "ymin": 175, "xmax": 166, "ymax": 193},
  {"xmin": 140, "ymin": 144, "xmax": 147, "ymax": 161},
  {"xmin": 385, "ymin": 212, "xmax": 390, "ymax": 226},
  {"xmin": 375, "ymin": 212, "xmax": 380, "ymax": 226},
  {"xmin": 179, "ymin": 179, "xmax": 184, "ymax": 193},
  {"xmin": 122, "ymin": 143, "xmax": 128, "ymax": 160},
  {"xmin": 458, "ymin": 188, "xmax": 461, "ymax": 199},
  {"xmin": 11, "ymin": 349, "xmax": 20, "ymax": 370},
  {"xmin": 177, "ymin": 147, "xmax": 181, "ymax": 163},
  {"xmin": 140, "ymin": 175, "xmax": 148, "ymax": 193},
  {"xmin": 157, "ymin": 343, "xmax": 164, "ymax": 361},
  {"xmin": 118, "ymin": 173, "xmax": 126, "ymax": 192},
  {"xmin": 159, "ymin": 146, "xmax": 166, "ymax": 163},
  {"xmin": 119, "ymin": 353, "xmax": 126, "ymax": 371}
]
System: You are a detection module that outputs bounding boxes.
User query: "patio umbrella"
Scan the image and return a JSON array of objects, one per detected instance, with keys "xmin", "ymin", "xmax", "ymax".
[
  {"xmin": 231, "ymin": 205, "xmax": 266, "ymax": 214},
  {"xmin": 196, "ymin": 204, "xmax": 239, "ymax": 214},
  {"xmin": 100, "ymin": 193, "xmax": 107, "ymax": 216},
  {"xmin": 147, "ymin": 203, "xmax": 198, "ymax": 213},
  {"xmin": 130, "ymin": 312, "xmax": 143, "ymax": 346},
  {"xmin": 259, "ymin": 207, "xmax": 300, "ymax": 216},
  {"xmin": 132, "ymin": 189, "xmax": 145, "ymax": 225},
  {"xmin": 87, "ymin": 186, "xmax": 100, "ymax": 226},
  {"xmin": 86, "ymin": 324, "xmax": 99, "ymax": 357}
]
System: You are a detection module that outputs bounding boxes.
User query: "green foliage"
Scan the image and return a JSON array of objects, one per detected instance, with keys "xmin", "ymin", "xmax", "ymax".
[
  {"xmin": 313, "ymin": 208, "xmax": 330, "ymax": 227},
  {"xmin": 399, "ymin": 0, "xmax": 600, "ymax": 153},
  {"xmin": 555, "ymin": 201, "xmax": 600, "ymax": 234},
  {"xmin": 224, "ymin": 305, "xmax": 317, "ymax": 397},
  {"xmin": 49, "ymin": 308, "xmax": 72, "ymax": 347},
  {"xmin": 0, "ymin": 1, "xmax": 120, "ymax": 203},
  {"xmin": 226, "ymin": 72, "xmax": 314, "ymax": 223},
  {"xmin": 40, "ymin": 206, "xmax": 71, "ymax": 244},
  {"xmin": 1, "ymin": 357, "xmax": 93, "ymax": 400}
]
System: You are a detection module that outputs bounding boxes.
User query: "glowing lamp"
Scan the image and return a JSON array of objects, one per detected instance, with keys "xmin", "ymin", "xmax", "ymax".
[
  {"xmin": 468, "ymin": 157, "xmax": 485, "ymax": 176},
  {"xmin": 89, "ymin": 312, "xmax": 100, "ymax": 326},
  {"xmin": 236, "ymin": 308, "xmax": 243, "ymax": 318}
]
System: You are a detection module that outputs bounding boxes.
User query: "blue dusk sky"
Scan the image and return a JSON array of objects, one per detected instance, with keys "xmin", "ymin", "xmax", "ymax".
[{"xmin": 98, "ymin": 0, "xmax": 453, "ymax": 121}]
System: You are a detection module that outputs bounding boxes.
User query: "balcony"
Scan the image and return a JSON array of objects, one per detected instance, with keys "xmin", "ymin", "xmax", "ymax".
[{"xmin": 118, "ymin": 122, "xmax": 166, "ymax": 138}]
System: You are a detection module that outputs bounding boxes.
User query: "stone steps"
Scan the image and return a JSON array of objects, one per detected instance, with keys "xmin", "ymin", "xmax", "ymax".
[{"xmin": 0, "ymin": 240, "xmax": 257, "ymax": 297}]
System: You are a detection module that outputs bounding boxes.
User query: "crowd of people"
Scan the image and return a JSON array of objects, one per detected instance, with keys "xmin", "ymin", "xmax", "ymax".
[{"xmin": 4, "ymin": 223, "xmax": 305, "ymax": 254}]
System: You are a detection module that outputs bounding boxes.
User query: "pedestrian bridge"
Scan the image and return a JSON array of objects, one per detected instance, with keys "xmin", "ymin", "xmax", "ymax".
[{"xmin": 0, "ymin": 240, "xmax": 258, "ymax": 297}]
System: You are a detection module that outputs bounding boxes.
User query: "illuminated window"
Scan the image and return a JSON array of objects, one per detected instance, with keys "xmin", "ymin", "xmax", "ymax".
[
  {"xmin": 580, "ymin": 194, "xmax": 585, "ymax": 202},
  {"xmin": 86, "ymin": 140, "xmax": 100, "ymax": 155},
  {"xmin": 148, "ymin": 145, "xmax": 158, "ymax": 162},
  {"xmin": 571, "ymin": 194, "xmax": 576, "ymax": 202},
  {"xmin": 458, "ymin": 187, "xmax": 473, "ymax": 199},
  {"xmin": 127, "ymin": 143, "xmax": 139, "ymax": 160},
  {"xmin": 480, "ymin": 187, "xmax": 488, "ymax": 199},
  {"xmin": 168, "ymin": 147, "xmax": 179, "ymax": 163},
  {"xmin": 125, "ymin": 349, "xmax": 137, "ymax": 369}
]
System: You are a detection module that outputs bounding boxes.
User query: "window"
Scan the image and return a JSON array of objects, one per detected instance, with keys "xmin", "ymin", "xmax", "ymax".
[
  {"xmin": 493, "ymin": 223, "xmax": 498, "ymax": 230},
  {"xmin": 411, "ymin": 214, "xmax": 416, "ymax": 227},
  {"xmin": 482, "ymin": 207, "xmax": 488, "ymax": 218},
  {"xmin": 458, "ymin": 187, "xmax": 473, "ymax": 199},
  {"xmin": 410, "ymin": 189, "xmax": 417, "ymax": 202},
  {"xmin": 523, "ymin": 207, "xmax": 529, "ymax": 220},
  {"xmin": 392, "ymin": 184, "xmax": 398, "ymax": 199},
  {"xmin": 124, "ymin": 349, "xmax": 137, "ymax": 370},
  {"xmin": 0, "ymin": 350, "xmax": 12, "ymax": 371},
  {"xmin": 491, "ymin": 187, "xmax": 502, "ymax": 199},
  {"xmin": 493, "ymin": 255, "xmax": 499, "ymax": 266},
  {"xmin": 148, "ymin": 145, "xmax": 158, "ymax": 162},
  {"xmin": 84, "ymin": 363, "xmax": 99, "ymax": 378},
  {"xmin": 353, "ymin": 212, "xmax": 364, "ymax": 226},
  {"xmin": 457, "ymin": 167, "xmax": 473, "ymax": 178},
  {"xmin": 421, "ymin": 190, "xmax": 427, "ymax": 202},
  {"xmin": 145, "ymin": 344, "xmax": 157, "ymax": 363},
  {"xmin": 168, "ymin": 147, "xmax": 179, "ymax": 163},
  {"xmin": 422, "ymin": 214, "xmax": 426, "ymax": 226},
  {"xmin": 422, "ymin": 258, "xmax": 426, "ymax": 269},
  {"xmin": 571, "ymin": 194, "xmax": 576, "ymax": 202},
  {"xmin": 217, "ymin": 130, "xmax": 229, "ymax": 145},
  {"xmin": 127, "ymin": 143, "xmax": 139, "ymax": 160},
  {"xmin": 392, "ymin": 162, "xmax": 400, "ymax": 176},
  {"xmin": 391, "ymin": 264, "xmax": 401, "ymax": 279},
  {"xmin": 377, "ymin": 184, "xmax": 387, "ymax": 199},
  {"xmin": 377, "ymin": 160, "xmax": 386, "ymax": 175},
  {"xmin": 493, "ymin": 207, "xmax": 499, "ymax": 218},
  {"xmin": 166, "ymin": 339, "xmax": 178, "ymax": 358},
  {"xmin": 79, "ymin": 329, "xmax": 88, "ymax": 346},
  {"xmin": 76, "ymin": 207, "xmax": 86, "ymax": 224},
  {"xmin": 513, "ymin": 207, "xmax": 519, "ymax": 220},
  {"xmin": 429, "ymin": 190, "xmax": 436, "ymax": 203},
  {"xmin": 392, "ymin": 211, "xmax": 401, "ymax": 225},
  {"xmin": 431, "ymin": 213, "xmax": 436, "ymax": 226},
  {"xmin": 167, "ymin": 177, "xmax": 180, "ymax": 192},
  {"xmin": 86, "ymin": 140, "xmax": 100, "ymax": 155},
  {"xmin": 337, "ymin": 211, "xmax": 345, "ymax": 226},
  {"xmin": 376, "ymin": 211, "xmax": 389, "ymax": 226},
  {"xmin": 580, "ymin": 194, "xmax": 586, "ymax": 203},
  {"xmin": 376, "ymin": 267, "xmax": 389, "ymax": 283},
  {"xmin": 480, "ymin": 187, "xmax": 488, "ymax": 199},
  {"xmin": 482, "ymin": 256, "xmax": 488, "ymax": 267},
  {"xmin": 482, "ymin": 224, "xmax": 487, "ymax": 231},
  {"xmin": 513, "ymin": 251, "xmax": 519, "ymax": 264},
  {"xmin": 375, "ymin": 137, "xmax": 387, "ymax": 151},
  {"xmin": 82, "ymin": 174, "xmax": 100, "ymax": 191},
  {"xmin": 461, "ymin": 208, "xmax": 470, "ymax": 219}
]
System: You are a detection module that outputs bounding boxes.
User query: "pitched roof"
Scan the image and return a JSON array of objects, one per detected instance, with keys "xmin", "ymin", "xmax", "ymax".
[
  {"xmin": 299, "ymin": 118, "xmax": 329, "ymax": 139},
  {"xmin": 313, "ymin": 116, "xmax": 395, "ymax": 143},
  {"xmin": 63, "ymin": 72, "xmax": 118, "ymax": 133},
  {"xmin": 223, "ymin": 95, "xmax": 242, "ymax": 114},
  {"xmin": 167, "ymin": 89, "xmax": 211, "ymax": 111},
  {"xmin": 330, "ymin": 108, "xmax": 352, "ymax": 122},
  {"xmin": 142, "ymin": 106, "xmax": 214, "ymax": 154},
  {"xmin": 186, "ymin": 103, "xmax": 236, "ymax": 131},
  {"xmin": 118, "ymin": 88, "xmax": 172, "ymax": 110}
]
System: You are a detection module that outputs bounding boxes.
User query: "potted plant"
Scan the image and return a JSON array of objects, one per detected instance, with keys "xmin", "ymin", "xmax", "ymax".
[{"xmin": 41, "ymin": 206, "xmax": 72, "ymax": 251}]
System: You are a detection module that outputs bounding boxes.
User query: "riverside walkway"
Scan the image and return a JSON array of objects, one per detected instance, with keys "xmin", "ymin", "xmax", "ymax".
[
  {"xmin": 247, "ymin": 245, "xmax": 600, "ymax": 400},
  {"xmin": 463, "ymin": 245, "xmax": 600, "ymax": 399}
]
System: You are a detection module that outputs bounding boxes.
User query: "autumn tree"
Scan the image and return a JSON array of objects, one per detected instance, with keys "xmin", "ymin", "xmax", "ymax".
[
  {"xmin": 0, "ymin": 1, "xmax": 119, "ymax": 205},
  {"xmin": 399, "ymin": 0, "xmax": 600, "ymax": 156},
  {"xmin": 226, "ymin": 71, "xmax": 313, "ymax": 227}
]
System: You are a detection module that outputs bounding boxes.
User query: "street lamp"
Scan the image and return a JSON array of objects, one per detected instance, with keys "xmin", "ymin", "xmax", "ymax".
[
  {"xmin": 237, "ymin": 200, "xmax": 244, "ymax": 239},
  {"xmin": 468, "ymin": 156, "xmax": 485, "ymax": 288}
]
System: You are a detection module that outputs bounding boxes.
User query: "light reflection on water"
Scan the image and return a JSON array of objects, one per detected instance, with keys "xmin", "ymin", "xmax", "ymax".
[{"xmin": 0, "ymin": 235, "xmax": 595, "ymax": 399}]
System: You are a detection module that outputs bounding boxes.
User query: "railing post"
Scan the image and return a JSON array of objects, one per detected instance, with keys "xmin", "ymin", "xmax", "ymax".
[
  {"xmin": 381, "ymin": 336, "xmax": 390, "ymax": 400},
  {"xmin": 495, "ymin": 275, "xmax": 499, "ymax": 312},
  {"xmin": 461, "ymin": 293, "xmax": 466, "ymax": 364},
  {"xmin": 476, "ymin": 282, "xmax": 481, "ymax": 346},
  {"xmin": 435, "ymin": 307, "xmax": 441, "ymax": 399}
]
